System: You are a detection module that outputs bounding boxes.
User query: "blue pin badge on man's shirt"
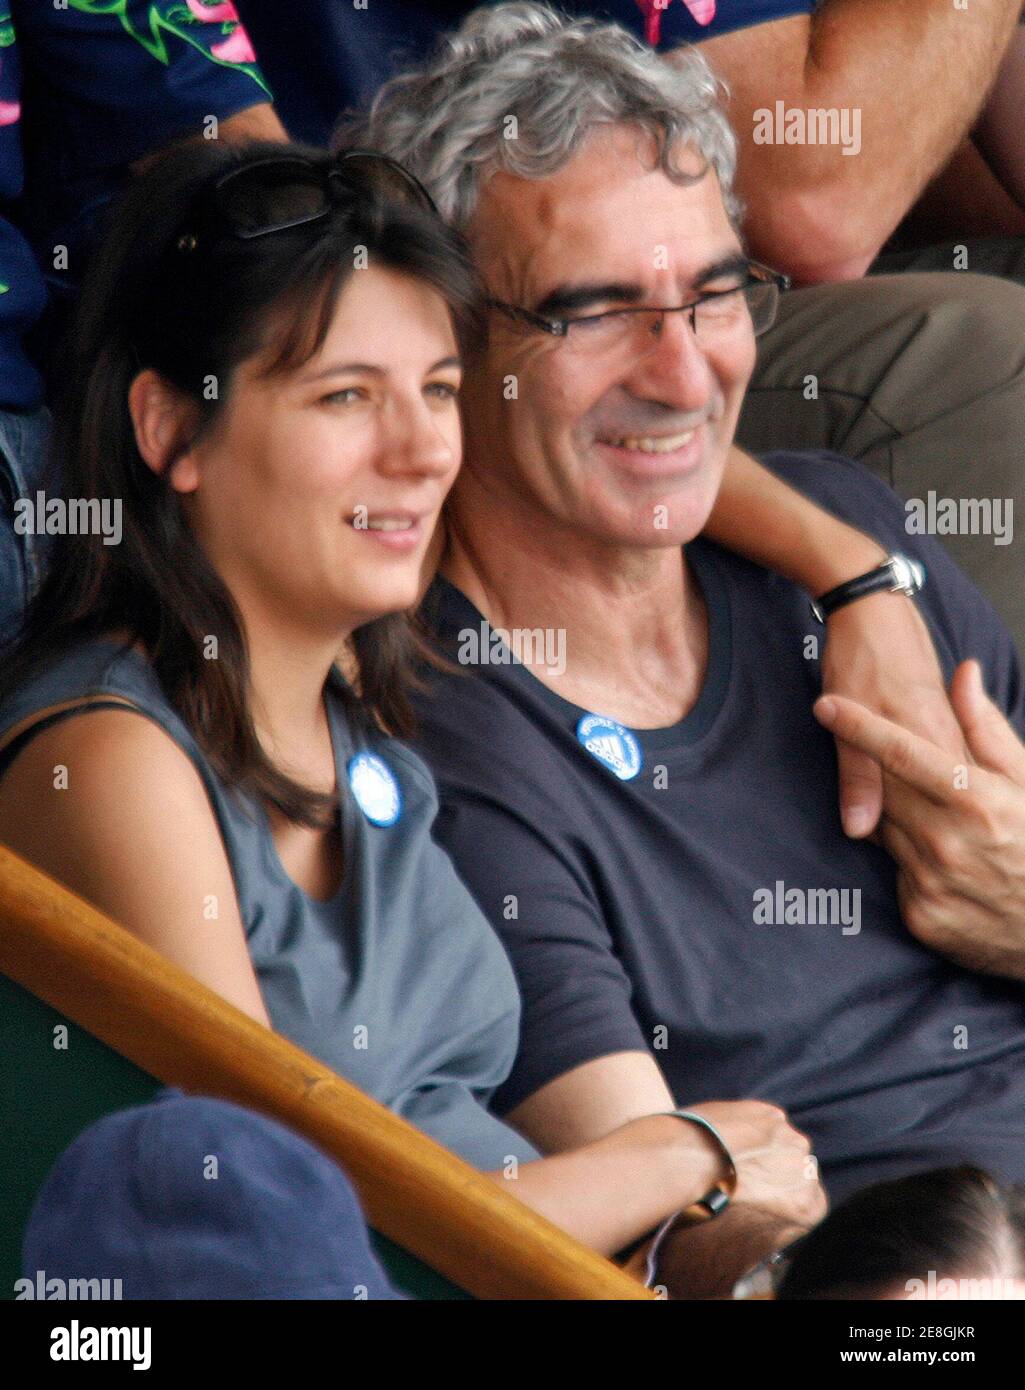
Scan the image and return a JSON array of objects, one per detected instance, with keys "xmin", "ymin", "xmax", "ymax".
[
  {"xmin": 347, "ymin": 753, "xmax": 402, "ymax": 826},
  {"xmin": 575, "ymin": 714, "xmax": 643, "ymax": 781}
]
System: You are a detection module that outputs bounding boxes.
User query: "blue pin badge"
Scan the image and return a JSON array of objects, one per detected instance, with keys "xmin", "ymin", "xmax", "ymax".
[
  {"xmin": 575, "ymin": 713, "xmax": 642, "ymax": 781},
  {"xmin": 347, "ymin": 753, "xmax": 402, "ymax": 826}
]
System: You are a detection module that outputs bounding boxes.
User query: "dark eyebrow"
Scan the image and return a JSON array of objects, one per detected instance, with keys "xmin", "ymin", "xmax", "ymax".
[
  {"xmin": 533, "ymin": 283, "xmax": 645, "ymax": 317},
  {"xmin": 691, "ymin": 253, "xmax": 751, "ymax": 288},
  {"xmin": 532, "ymin": 253, "xmax": 750, "ymax": 317},
  {"xmin": 301, "ymin": 355, "xmax": 462, "ymax": 383}
]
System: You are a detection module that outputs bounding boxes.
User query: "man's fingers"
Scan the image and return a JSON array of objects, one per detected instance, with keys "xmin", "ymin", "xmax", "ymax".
[
  {"xmin": 877, "ymin": 817, "xmax": 928, "ymax": 874},
  {"xmin": 951, "ymin": 659, "xmax": 1025, "ymax": 784},
  {"xmin": 814, "ymin": 695, "xmax": 959, "ymax": 803},
  {"xmin": 834, "ymin": 742, "xmax": 883, "ymax": 837}
]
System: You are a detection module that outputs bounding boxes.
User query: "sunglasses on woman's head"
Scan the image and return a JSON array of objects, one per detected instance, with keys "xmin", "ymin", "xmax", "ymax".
[{"xmin": 174, "ymin": 149, "xmax": 438, "ymax": 253}]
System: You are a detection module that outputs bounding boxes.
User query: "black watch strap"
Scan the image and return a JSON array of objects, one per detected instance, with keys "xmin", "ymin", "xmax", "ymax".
[{"xmin": 811, "ymin": 553, "xmax": 926, "ymax": 624}]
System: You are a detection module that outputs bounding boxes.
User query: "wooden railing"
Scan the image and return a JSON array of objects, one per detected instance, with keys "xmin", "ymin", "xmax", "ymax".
[{"xmin": 0, "ymin": 844, "xmax": 653, "ymax": 1300}]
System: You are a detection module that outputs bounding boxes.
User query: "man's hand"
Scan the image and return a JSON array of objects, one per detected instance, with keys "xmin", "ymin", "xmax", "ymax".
[
  {"xmin": 652, "ymin": 1203, "xmax": 810, "ymax": 1301},
  {"xmin": 815, "ymin": 659, "xmax": 1025, "ymax": 980},
  {"xmin": 820, "ymin": 592, "xmax": 969, "ymax": 838}
]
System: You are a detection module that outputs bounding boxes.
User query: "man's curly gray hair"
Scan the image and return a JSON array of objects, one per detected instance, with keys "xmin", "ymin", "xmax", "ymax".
[{"xmin": 332, "ymin": 2, "xmax": 741, "ymax": 230}]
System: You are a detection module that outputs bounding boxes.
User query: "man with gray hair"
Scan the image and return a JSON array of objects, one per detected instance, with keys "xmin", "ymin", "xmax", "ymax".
[{"xmin": 338, "ymin": 4, "xmax": 1025, "ymax": 1295}]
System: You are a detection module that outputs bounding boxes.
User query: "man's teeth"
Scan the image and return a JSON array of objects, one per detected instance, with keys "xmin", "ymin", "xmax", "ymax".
[
  {"xmin": 612, "ymin": 429, "xmax": 696, "ymax": 454},
  {"xmin": 366, "ymin": 517, "xmax": 415, "ymax": 531}
]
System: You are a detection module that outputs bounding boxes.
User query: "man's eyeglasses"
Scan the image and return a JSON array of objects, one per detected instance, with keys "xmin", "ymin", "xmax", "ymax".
[
  {"xmin": 174, "ymin": 149, "xmax": 439, "ymax": 254},
  {"xmin": 485, "ymin": 262, "xmax": 790, "ymax": 353}
]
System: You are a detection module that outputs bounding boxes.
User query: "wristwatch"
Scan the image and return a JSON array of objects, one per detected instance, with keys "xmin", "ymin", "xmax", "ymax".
[
  {"xmin": 810, "ymin": 552, "xmax": 926, "ymax": 624},
  {"xmin": 643, "ymin": 1110, "xmax": 739, "ymax": 1288}
]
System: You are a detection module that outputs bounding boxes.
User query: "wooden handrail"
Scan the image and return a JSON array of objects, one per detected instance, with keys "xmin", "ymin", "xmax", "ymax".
[{"xmin": 0, "ymin": 844, "xmax": 653, "ymax": 1300}]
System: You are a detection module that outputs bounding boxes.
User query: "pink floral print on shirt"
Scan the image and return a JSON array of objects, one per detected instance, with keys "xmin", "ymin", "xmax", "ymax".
[
  {"xmin": 635, "ymin": 0, "xmax": 717, "ymax": 47},
  {"xmin": 185, "ymin": 0, "xmax": 257, "ymax": 64}
]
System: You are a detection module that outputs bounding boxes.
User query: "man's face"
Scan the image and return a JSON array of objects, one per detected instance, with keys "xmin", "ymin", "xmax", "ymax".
[{"xmin": 460, "ymin": 123, "xmax": 756, "ymax": 548}]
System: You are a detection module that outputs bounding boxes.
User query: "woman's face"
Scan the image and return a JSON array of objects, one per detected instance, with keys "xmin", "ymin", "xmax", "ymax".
[{"xmin": 179, "ymin": 264, "xmax": 464, "ymax": 636}]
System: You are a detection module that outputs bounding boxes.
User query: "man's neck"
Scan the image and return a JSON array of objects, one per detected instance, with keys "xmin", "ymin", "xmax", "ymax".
[{"xmin": 441, "ymin": 476, "xmax": 709, "ymax": 729}]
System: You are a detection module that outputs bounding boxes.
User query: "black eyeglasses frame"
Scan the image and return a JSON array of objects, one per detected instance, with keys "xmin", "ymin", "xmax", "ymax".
[{"xmin": 485, "ymin": 260, "xmax": 791, "ymax": 339}]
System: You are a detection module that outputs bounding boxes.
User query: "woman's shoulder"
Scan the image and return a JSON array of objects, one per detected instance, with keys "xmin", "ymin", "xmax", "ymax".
[
  {"xmin": 0, "ymin": 631, "xmax": 159, "ymax": 717},
  {"xmin": 0, "ymin": 631, "xmax": 206, "ymax": 785}
]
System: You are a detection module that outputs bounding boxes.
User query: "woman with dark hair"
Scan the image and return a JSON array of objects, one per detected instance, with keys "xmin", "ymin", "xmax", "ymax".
[
  {"xmin": 0, "ymin": 137, "xmax": 827, "ymax": 1271},
  {"xmin": 776, "ymin": 1166, "xmax": 1025, "ymax": 1300}
]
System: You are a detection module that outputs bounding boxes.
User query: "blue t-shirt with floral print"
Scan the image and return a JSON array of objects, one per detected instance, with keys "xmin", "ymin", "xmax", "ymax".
[{"xmin": 0, "ymin": 1, "xmax": 270, "ymax": 409}]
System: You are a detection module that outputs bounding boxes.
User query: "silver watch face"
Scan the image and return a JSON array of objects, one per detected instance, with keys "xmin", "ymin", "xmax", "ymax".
[{"xmin": 890, "ymin": 553, "xmax": 926, "ymax": 596}]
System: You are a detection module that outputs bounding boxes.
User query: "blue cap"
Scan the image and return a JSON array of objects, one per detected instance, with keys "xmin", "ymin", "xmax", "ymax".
[{"xmin": 22, "ymin": 1089, "xmax": 404, "ymax": 1300}]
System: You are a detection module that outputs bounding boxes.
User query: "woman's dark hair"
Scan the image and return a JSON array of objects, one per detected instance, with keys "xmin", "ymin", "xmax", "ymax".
[
  {"xmin": 777, "ymin": 1166, "xmax": 1025, "ymax": 1299},
  {"xmin": 0, "ymin": 137, "xmax": 485, "ymax": 827}
]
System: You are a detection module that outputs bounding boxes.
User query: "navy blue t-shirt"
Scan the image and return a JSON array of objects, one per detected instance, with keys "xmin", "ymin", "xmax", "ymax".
[
  {"xmin": 0, "ymin": 0, "xmax": 269, "ymax": 409},
  {"xmin": 235, "ymin": 0, "xmax": 815, "ymax": 146},
  {"xmin": 412, "ymin": 451, "xmax": 1025, "ymax": 1201}
]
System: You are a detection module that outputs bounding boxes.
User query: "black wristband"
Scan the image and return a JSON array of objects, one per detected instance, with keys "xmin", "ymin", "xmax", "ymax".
[{"xmin": 811, "ymin": 553, "xmax": 926, "ymax": 623}]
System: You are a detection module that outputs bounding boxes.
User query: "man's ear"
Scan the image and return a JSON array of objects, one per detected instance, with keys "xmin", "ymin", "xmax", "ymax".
[{"xmin": 127, "ymin": 369, "xmax": 202, "ymax": 493}]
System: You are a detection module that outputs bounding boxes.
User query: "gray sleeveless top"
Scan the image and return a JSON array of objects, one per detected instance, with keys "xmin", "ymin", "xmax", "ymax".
[{"xmin": 0, "ymin": 638, "xmax": 540, "ymax": 1170}]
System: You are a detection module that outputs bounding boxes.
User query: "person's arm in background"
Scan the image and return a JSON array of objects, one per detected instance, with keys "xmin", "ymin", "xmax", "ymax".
[
  {"xmin": 130, "ymin": 99, "xmax": 285, "ymax": 175},
  {"xmin": 975, "ymin": 22, "xmax": 1025, "ymax": 211},
  {"xmin": 685, "ymin": 1, "xmax": 1023, "ymax": 283},
  {"xmin": 895, "ymin": 135, "xmax": 1025, "ymax": 247},
  {"xmin": 889, "ymin": 20, "xmax": 1025, "ymax": 246},
  {"xmin": 13, "ymin": 0, "xmax": 284, "ymax": 378}
]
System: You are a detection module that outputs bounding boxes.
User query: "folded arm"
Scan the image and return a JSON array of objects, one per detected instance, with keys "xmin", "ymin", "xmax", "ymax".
[{"xmin": 690, "ymin": 2, "xmax": 1023, "ymax": 281}]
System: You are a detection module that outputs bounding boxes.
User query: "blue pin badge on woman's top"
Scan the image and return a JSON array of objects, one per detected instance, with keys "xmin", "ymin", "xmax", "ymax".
[
  {"xmin": 575, "ymin": 714, "xmax": 643, "ymax": 781},
  {"xmin": 347, "ymin": 753, "xmax": 402, "ymax": 826}
]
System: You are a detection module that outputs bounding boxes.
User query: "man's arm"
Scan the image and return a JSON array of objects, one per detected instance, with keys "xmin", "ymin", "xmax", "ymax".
[
  {"xmin": 975, "ymin": 25, "xmax": 1025, "ymax": 210},
  {"xmin": 895, "ymin": 136, "xmax": 1025, "ymax": 246},
  {"xmin": 689, "ymin": 1, "xmax": 1023, "ymax": 282},
  {"xmin": 652, "ymin": 1202, "xmax": 809, "ymax": 1299},
  {"xmin": 423, "ymin": 798, "xmax": 825, "ymax": 1270},
  {"xmin": 506, "ymin": 1053, "xmax": 824, "ymax": 1293}
]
